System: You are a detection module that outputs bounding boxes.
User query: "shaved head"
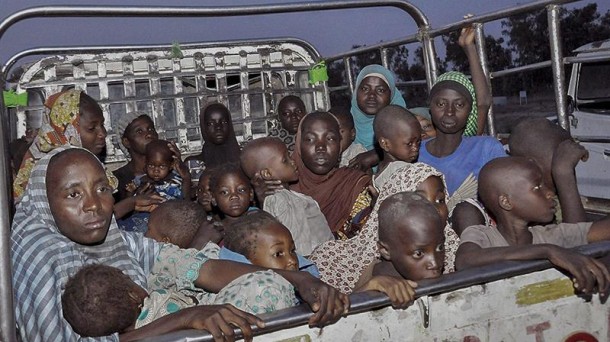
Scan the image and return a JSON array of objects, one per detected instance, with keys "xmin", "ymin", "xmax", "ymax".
[
  {"xmin": 374, "ymin": 105, "xmax": 421, "ymax": 140},
  {"xmin": 378, "ymin": 191, "xmax": 443, "ymax": 243},
  {"xmin": 240, "ymin": 137, "xmax": 286, "ymax": 179}
]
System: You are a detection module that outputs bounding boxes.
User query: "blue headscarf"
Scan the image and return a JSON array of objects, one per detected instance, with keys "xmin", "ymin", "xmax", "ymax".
[{"xmin": 351, "ymin": 65, "xmax": 407, "ymax": 150}]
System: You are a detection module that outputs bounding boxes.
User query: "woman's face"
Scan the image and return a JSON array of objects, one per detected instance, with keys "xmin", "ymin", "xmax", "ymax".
[
  {"xmin": 79, "ymin": 103, "xmax": 107, "ymax": 156},
  {"xmin": 356, "ymin": 76, "xmax": 391, "ymax": 115},
  {"xmin": 300, "ymin": 116, "xmax": 341, "ymax": 175},
  {"xmin": 202, "ymin": 107, "xmax": 231, "ymax": 145},
  {"xmin": 47, "ymin": 151, "xmax": 115, "ymax": 245},
  {"xmin": 278, "ymin": 98, "xmax": 306, "ymax": 135},
  {"xmin": 123, "ymin": 116, "xmax": 158, "ymax": 156},
  {"xmin": 429, "ymin": 88, "xmax": 471, "ymax": 135}
]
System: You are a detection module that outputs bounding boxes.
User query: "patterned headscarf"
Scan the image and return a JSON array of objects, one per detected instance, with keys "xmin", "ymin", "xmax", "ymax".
[
  {"xmin": 431, "ymin": 71, "xmax": 478, "ymax": 136},
  {"xmin": 351, "ymin": 65, "xmax": 407, "ymax": 150},
  {"xmin": 12, "ymin": 90, "xmax": 117, "ymax": 202},
  {"xmin": 309, "ymin": 162, "xmax": 458, "ymax": 294},
  {"xmin": 268, "ymin": 120, "xmax": 296, "ymax": 153},
  {"xmin": 11, "ymin": 146, "xmax": 159, "ymax": 341}
]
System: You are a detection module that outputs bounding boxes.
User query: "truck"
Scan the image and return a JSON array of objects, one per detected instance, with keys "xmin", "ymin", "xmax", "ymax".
[{"xmin": 1, "ymin": 1, "xmax": 609, "ymax": 341}]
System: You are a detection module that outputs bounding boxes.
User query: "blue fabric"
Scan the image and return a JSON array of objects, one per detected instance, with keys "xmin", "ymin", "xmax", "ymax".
[
  {"xmin": 118, "ymin": 211, "xmax": 150, "ymax": 233},
  {"xmin": 419, "ymin": 136, "xmax": 506, "ymax": 196},
  {"xmin": 219, "ymin": 247, "xmax": 320, "ymax": 278},
  {"xmin": 133, "ymin": 170, "xmax": 183, "ymax": 200},
  {"xmin": 351, "ymin": 64, "xmax": 407, "ymax": 150}
]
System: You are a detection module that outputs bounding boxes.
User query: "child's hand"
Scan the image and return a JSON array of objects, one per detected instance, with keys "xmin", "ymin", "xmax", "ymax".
[
  {"xmin": 458, "ymin": 24, "xmax": 476, "ymax": 48},
  {"xmin": 190, "ymin": 220, "xmax": 224, "ymax": 249},
  {"xmin": 552, "ymin": 139, "xmax": 589, "ymax": 173},
  {"xmin": 348, "ymin": 150, "xmax": 378, "ymax": 173},
  {"xmin": 182, "ymin": 304, "xmax": 265, "ymax": 342},
  {"xmin": 548, "ymin": 246, "xmax": 610, "ymax": 299},
  {"xmin": 291, "ymin": 272, "xmax": 350, "ymax": 327},
  {"xmin": 362, "ymin": 275, "xmax": 417, "ymax": 310},
  {"xmin": 251, "ymin": 173, "xmax": 283, "ymax": 204},
  {"xmin": 133, "ymin": 192, "xmax": 165, "ymax": 212},
  {"xmin": 168, "ymin": 141, "xmax": 190, "ymax": 180}
]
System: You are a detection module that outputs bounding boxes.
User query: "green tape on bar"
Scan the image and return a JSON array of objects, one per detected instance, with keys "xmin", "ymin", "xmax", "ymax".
[
  {"xmin": 3, "ymin": 90, "xmax": 28, "ymax": 107},
  {"xmin": 171, "ymin": 41, "xmax": 184, "ymax": 59},
  {"xmin": 309, "ymin": 61, "xmax": 328, "ymax": 84}
]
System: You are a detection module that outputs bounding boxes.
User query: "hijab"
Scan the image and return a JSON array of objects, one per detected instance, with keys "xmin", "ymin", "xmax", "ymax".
[
  {"xmin": 199, "ymin": 103, "xmax": 241, "ymax": 168},
  {"xmin": 431, "ymin": 71, "xmax": 478, "ymax": 136},
  {"xmin": 11, "ymin": 147, "xmax": 158, "ymax": 341},
  {"xmin": 290, "ymin": 112, "xmax": 371, "ymax": 233},
  {"xmin": 309, "ymin": 162, "xmax": 456, "ymax": 294},
  {"xmin": 12, "ymin": 90, "xmax": 117, "ymax": 202},
  {"xmin": 351, "ymin": 65, "xmax": 407, "ymax": 150}
]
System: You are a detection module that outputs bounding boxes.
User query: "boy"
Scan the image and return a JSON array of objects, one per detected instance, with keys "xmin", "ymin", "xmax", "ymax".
[
  {"xmin": 222, "ymin": 211, "xmax": 319, "ymax": 277},
  {"xmin": 330, "ymin": 105, "xmax": 367, "ymax": 167},
  {"xmin": 373, "ymin": 192, "xmax": 445, "ymax": 281},
  {"xmin": 145, "ymin": 200, "xmax": 208, "ymax": 248},
  {"xmin": 455, "ymin": 156, "xmax": 610, "ymax": 296},
  {"xmin": 409, "ymin": 107, "xmax": 437, "ymax": 140},
  {"xmin": 240, "ymin": 137, "xmax": 333, "ymax": 255},
  {"xmin": 372, "ymin": 105, "xmax": 422, "ymax": 191},
  {"xmin": 129, "ymin": 139, "xmax": 191, "ymax": 200}
]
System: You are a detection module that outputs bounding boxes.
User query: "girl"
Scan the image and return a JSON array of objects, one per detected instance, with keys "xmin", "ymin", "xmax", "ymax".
[
  {"xmin": 10, "ymin": 146, "xmax": 349, "ymax": 341},
  {"xmin": 310, "ymin": 162, "xmax": 459, "ymax": 294},
  {"xmin": 268, "ymin": 95, "xmax": 306, "ymax": 153},
  {"xmin": 290, "ymin": 112, "xmax": 372, "ymax": 239}
]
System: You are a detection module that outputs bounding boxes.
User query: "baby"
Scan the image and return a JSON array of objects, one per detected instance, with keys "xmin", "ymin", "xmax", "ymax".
[
  {"xmin": 409, "ymin": 107, "xmax": 437, "ymax": 140},
  {"xmin": 456, "ymin": 156, "xmax": 610, "ymax": 297},
  {"xmin": 222, "ymin": 211, "xmax": 319, "ymax": 276},
  {"xmin": 145, "ymin": 199, "xmax": 208, "ymax": 248},
  {"xmin": 129, "ymin": 139, "xmax": 191, "ymax": 200},
  {"xmin": 374, "ymin": 192, "xmax": 445, "ymax": 281},
  {"xmin": 372, "ymin": 105, "xmax": 422, "ymax": 191},
  {"xmin": 240, "ymin": 137, "xmax": 333, "ymax": 255},
  {"xmin": 62, "ymin": 264, "xmax": 197, "ymax": 336},
  {"xmin": 330, "ymin": 105, "xmax": 367, "ymax": 167}
]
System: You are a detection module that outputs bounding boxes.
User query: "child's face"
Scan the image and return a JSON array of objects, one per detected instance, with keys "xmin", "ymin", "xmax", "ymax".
[
  {"xmin": 384, "ymin": 215, "xmax": 445, "ymax": 281},
  {"xmin": 123, "ymin": 117, "xmax": 158, "ymax": 156},
  {"xmin": 357, "ymin": 76, "xmax": 391, "ymax": 115},
  {"xmin": 380, "ymin": 120, "xmax": 422, "ymax": 163},
  {"xmin": 278, "ymin": 99, "xmax": 306, "ymax": 135},
  {"xmin": 266, "ymin": 143, "xmax": 299, "ymax": 183},
  {"xmin": 144, "ymin": 214, "xmax": 168, "ymax": 243},
  {"xmin": 213, "ymin": 172, "xmax": 253, "ymax": 218},
  {"xmin": 300, "ymin": 116, "xmax": 341, "ymax": 175},
  {"xmin": 416, "ymin": 116, "xmax": 436, "ymax": 140},
  {"xmin": 203, "ymin": 108, "xmax": 231, "ymax": 145},
  {"xmin": 197, "ymin": 173, "xmax": 213, "ymax": 212},
  {"xmin": 79, "ymin": 103, "xmax": 107, "ymax": 156},
  {"xmin": 507, "ymin": 162, "xmax": 556, "ymax": 224},
  {"xmin": 248, "ymin": 222, "xmax": 299, "ymax": 271},
  {"xmin": 115, "ymin": 270, "xmax": 149, "ymax": 323},
  {"xmin": 416, "ymin": 176, "xmax": 449, "ymax": 223},
  {"xmin": 337, "ymin": 117, "xmax": 355, "ymax": 152},
  {"xmin": 430, "ymin": 88, "xmax": 471, "ymax": 135},
  {"xmin": 47, "ymin": 152, "xmax": 115, "ymax": 245},
  {"xmin": 145, "ymin": 150, "xmax": 172, "ymax": 182}
]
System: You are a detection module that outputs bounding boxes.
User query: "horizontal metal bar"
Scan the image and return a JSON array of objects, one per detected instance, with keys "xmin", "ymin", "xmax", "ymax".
[{"xmin": 490, "ymin": 60, "xmax": 552, "ymax": 78}]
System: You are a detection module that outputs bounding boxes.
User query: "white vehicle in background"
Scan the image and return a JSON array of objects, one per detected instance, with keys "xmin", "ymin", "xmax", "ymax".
[{"xmin": 565, "ymin": 39, "xmax": 610, "ymax": 200}]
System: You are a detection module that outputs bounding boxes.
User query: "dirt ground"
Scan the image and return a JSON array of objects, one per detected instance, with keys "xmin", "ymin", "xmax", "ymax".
[{"xmin": 492, "ymin": 93, "xmax": 558, "ymax": 134}]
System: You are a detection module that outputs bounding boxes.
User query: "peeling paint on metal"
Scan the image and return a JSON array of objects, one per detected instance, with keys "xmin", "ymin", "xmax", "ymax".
[{"xmin": 515, "ymin": 278, "xmax": 574, "ymax": 306}]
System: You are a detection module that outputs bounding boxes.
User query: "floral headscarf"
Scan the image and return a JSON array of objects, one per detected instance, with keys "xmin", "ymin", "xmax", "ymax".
[{"xmin": 309, "ymin": 162, "xmax": 459, "ymax": 294}]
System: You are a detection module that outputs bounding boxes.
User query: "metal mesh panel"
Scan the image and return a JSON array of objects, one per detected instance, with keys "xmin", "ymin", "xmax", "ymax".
[{"xmin": 14, "ymin": 40, "xmax": 327, "ymax": 162}]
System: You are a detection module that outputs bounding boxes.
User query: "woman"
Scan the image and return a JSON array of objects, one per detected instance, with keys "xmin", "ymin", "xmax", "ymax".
[
  {"xmin": 348, "ymin": 64, "xmax": 407, "ymax": 171},
  {"xmin": 290, "ymin": 112, "xmax": 372, "ymax": 239},
  {"xmin": 11, "ymin": 146, "xmax": 349, "ymax": 342}
]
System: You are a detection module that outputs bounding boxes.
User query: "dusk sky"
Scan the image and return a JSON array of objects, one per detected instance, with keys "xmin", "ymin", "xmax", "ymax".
[{"xmin": 1, "ymin": 0, "xmax": 607, "ymax": 69}]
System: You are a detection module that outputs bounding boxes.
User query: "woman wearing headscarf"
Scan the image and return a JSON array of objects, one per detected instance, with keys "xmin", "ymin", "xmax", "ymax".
[
  {"xmin": 11, "ymin": 146, "xmax": 349, "ymax": 342},
  {"xmin": 309, "ymin": 162, "xmax": 459, "ymax": 294},
  {"xmin": 347, "ymin": 64, "xmax": 407, "ymax": 171}
]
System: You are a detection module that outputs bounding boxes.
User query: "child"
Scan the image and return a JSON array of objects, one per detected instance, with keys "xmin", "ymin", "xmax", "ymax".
[
  {"xmin": 222, "ymin": 211, "xmax": 319, "ymax": 276},
  {"xmin": 509, "ymin": 118, "xmax": 587, "ymax": 223},
  {"xmin": 129, "ymin": 139, "xmax": 191, "ymax": 200},
  {"xmin": 330, "ymin": 105, "xmax": 367, "ymax": 167},
  {"xmin": 372, "ymin": 105, "xmax": 422, "ymax": 191},
  {"xmin": 196, "ymin": 169, "xmax": 218, "ymax": 217},
  {"xmin": 455, "ymin": 156, "xmax": 610, "ymax": 297},
  {"xmin": 145, "ymin": 200, "xmax": 207, "ymax": 248},
  {"xmin": 62, "ymin": 264, "xmax": 197, "ymax": 336},
  {"xmin": 240, "ymin": 137, "xmax": 333, "ymax": 255},
  {"xmin": 210, "ymin": 162, "xmax": 256, "ymax": 228},
  {"xmin": 409, "ymin": 107, "xmax": 437, "ymax": 140},
  {"xmin": 267, "ymin": 95, "xmax": 306, "ymax": 153},
  {"xmin": 374, "ymin": 192, "xmax": 445, "ymax": 281}
]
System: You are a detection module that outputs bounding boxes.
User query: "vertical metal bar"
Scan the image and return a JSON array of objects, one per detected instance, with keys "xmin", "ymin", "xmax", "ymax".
[
  {"xmin": 239, "ymin": 50, "xmax": 252, "ymax": 140},
  {"xmin": 148, "ymin": 55, "xmax": 163, "ymax": 135},
  {"xmin": 344, "ymin": 57, "xmax": 354, "ymax": 94},
  {"xmin": 474, "ymin": 23, "xmax": 496, "ymax": 137},
  {"xmin": 0, "ymin": 81, "xmax": 17, "ymax": 342},
  {"xmin": 122, "ymin": 56, "xmax": 136, "ymax": 115},
  {"xmin": 420, "ymin": 25, "xmax": 438, "ymax": 90},
  {"xmin": 380, "ymin": 47, "xmax": 390, "ymax": 69},
  {"xmin": 172, "ymin": 58, "xmax": 188, "ymax": 149},
  {"xmin": 547, "ymin": 4, "xmax": 569, "ymax": 133},
  {"xmin": 96, "ymin": 61, "xmax": 114, "ymax": 157}
]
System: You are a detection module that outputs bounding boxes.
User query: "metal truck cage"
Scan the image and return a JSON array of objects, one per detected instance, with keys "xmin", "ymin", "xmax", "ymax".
[{"xmin": 0, "ymin": 0, "xmax": 607, "ymax": 341}]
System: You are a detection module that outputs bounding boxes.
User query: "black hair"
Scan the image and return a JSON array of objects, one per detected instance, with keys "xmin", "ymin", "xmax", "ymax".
[
  {"xmin": 278, "ymin": 95, "xmax": 306, "ymax": 111},
  {"xmin": 329, "ymin": 105, "xmax": 354, "ymax": 130},
  {"xmin": 378, "ymin": 191, "xmax": 442, "ymax": 243},
  {"xmin": 224, "ymin": 211, "xmax": 280, "ymax": 258},
  {"xmin": 208, "ymin": 161, "xmax": 249, "ymax": 193},
  {"xmin": 62, "ymin": 264, "xmax": 140, "ymax": 337},
  {"xmin": 145, "ymin": 139, "xmax": 173, "ymax": 161},
  {"xmin": 373, "ymin": 105, "xmax": 420, "ymax": 139},
  {"xmin": 239, "ymin": 137, "xmax": 285, "ymax": 179},
  {"xmin": 148, "ymin": 200, "xmax": 208, "ymax": 248}
]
